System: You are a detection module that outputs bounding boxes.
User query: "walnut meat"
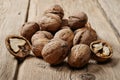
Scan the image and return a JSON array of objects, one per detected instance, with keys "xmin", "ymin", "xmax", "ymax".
[
  {"xmin": 44, "ymin": 4, "xmax": 64, "ymax": 19},
  {"xmin": 68, "ymin": 44, "xmax": 91, "ymax": 68},
  {"xmin": 90, "ymin": 40, "xmax": 113, "ymax": 62},
  {"xmin": 42, "ymin": 39, "xmax": 68, "ymax": 65},
  {"xmin": 73, "ymin": 26, "xmax": 97, "ymax": 46},
  {"xmin": 39, "ymin": 13, "xmax": 62, "ymax": 33},
  {"xmin": 5, "ymin": 35, "xmax": 31, "ymax": 59},
  {"xmin": 20, "ymin": 22, "xmax": 39, "ymax": 42},
  {"xmin": 68, "ymin": 12, "xmax": 88, "ymax": 30},
  {"xmin": 54, "ymin": 28, "xmax": 74, "ymax": 48}
]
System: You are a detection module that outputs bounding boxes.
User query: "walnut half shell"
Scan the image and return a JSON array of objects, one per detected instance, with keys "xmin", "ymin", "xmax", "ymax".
[
  {"xmin": 5, "ymin": 35, "xmax": 31, "ymax": 59},
  {"xmin": 90, "ymin": 40, "xmax": 113, "ymax": 62}
]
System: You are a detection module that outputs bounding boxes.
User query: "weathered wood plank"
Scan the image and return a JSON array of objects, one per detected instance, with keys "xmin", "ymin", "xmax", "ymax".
[
  {"xmin": 0, "ymin": 0, "xmax": 29, "ymax": 80},
  {"xmin": 17, "ymin": 0, "xmax": 120, "ymax": 80},
  {"xmin": 98, "ymin": 0, "xmax": 120, "ymax": 38}
]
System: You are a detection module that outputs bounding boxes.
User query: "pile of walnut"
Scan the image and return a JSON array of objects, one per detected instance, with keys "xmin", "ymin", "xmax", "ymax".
[{"xmin": 5, "ymin": 5, "xmax": 113, "ymax": 68}]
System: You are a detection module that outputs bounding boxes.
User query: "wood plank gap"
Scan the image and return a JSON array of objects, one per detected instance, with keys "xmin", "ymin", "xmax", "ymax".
[
  {"xmin": 25, "ymin": 0, "xmax": 31, "ymax": 22},
  {"xmin": 96, "ymin": 0, "xmax": 120, "ymax": 43}
]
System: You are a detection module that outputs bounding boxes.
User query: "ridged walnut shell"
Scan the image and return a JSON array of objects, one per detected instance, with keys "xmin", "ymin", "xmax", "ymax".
[
  {"xmin": 42, "ymin": 38, "xmax": 68, "ymax": 65},
  {"xmin": 54, "ymin": 28, "xmax": 74, "ymax": 48},
  {"xmin": 68, "ymin": 12, "xmax": 88, "ymax": 30},
  {"xmin": 68, "ymin": 44, "xmax": 91, "ymax": 68},
  {"xmin": 44, "ymin": 4, "xmax": 64, "ymax": 19},
  {"xmin": 74, "ymin": 23, "xmax": 91, "ymax": 34},
  {"xmin": 73, "ymin": 26, "xmax": 97, "ymax": 46},
  {"xmin": 90, "ymin": 40, "xmax": 113, "ymax": 62},
  {"xmin": 20, "ymin": 22, "xmax": 39, "ymax": 42},
  {"xmin": 31, "ymin": 31, "xmax": 53, "ymax": 44},
  {"xmin": 5, "ymin": 35, "xmax": 31, "ymax": 59},
  {"xmin": 32, "ymin": 38, "xmax": 49, "ymax": 57},
  {"xmin": 39, "ymin": 13, "xmax": 62, "ymax": 33}
]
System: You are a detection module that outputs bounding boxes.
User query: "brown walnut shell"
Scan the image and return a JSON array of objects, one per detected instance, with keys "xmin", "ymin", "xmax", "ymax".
[
  {"xmin": 20, "ymin": 22, "xmax": 39, "ymax": 42},
  {"xmin": 74, "ymin": 23, "xmax": 91, "ymax": 34},
  {"xmin": 5, "ymin": 35, "xmax": 31, "ymax": 59},
  {"xmin": 68, "ymin": 44, "xmax": 91, "ymax": 68},
  {"xmin": 73, "ymin": 26, "xmax": 97, "ymax": 46},
  {"xmin": 61, "ymin": 19, "xmax": 69, "ymax": 27},
  {"xmin": 44, "ymin": 4, "xmax": 64, "ymax": 19},
  {"xmin": 54, "ymin": 28, "xmax": 74, "ymax": 48},
  {"xmin": 42, "ymin": 38, "xmax": 68, "ymax": 65},
  {"xmin": 32, "ymin": 38, "xmax": 49, "ymax": 57},
  {"xmin": 31, "ymin": 31, "xmax": 53, "ymax": 44},
  {"xmin": 68, "ymin": 12, "xmax": 88, "ymax": 30},
  {"xmin": 90, "ymin": 40, "xmax": 113, "ymax": 62},
  {"xmin": 39, "ymin": 13, "xmax": 62, "ymax": 33}
]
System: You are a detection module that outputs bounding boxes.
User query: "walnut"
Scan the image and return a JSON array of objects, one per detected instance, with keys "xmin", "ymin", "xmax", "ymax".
[
  {"xmin": 5, "ymin": 35, "xmax": 31, "ymax": 59},
  {"xmin": 90, "ymin": 40, "xmax": 113, "ymax": 62},
  {"xmin": 39, "ymin": 13, "xmax": 62, "ymax": 33},
  {"xmin": 61, "ymin": 19, "xmax": 69, "ymax": 28},
  {"xmin": 68, "ymin": 12, "xmax": 88, "ymax": 30},
  {"xmin": 44, "ymin": 4, "xmax": 64, "ymax": 19},
  {"xmin": 54, "ymin": 28, "xmax": 74, "ymax": 48},
  {"xmin": 68, "ymin": 44, "xmax": 91, "ymax": 68},
  {"xmin": 41, "ymin": 38, "xmax": 68, "ymax": 65},
  {"xmin": 20, "ymin": 22, "xmax": 39, "ymax": 42},
  {"xmin": 31, "ymin": 31, "xmax": 53, "ymax": 44},
  {"xmin": 31, "ymin": 31, "xmax": 53, "ymax": 57},
  {"xmin": 32, "ymin": 38, "xmax": 49, "ymax": 57},
  {"xmin": 74, "ymin": 23, "xmax": 91, "ymax": 34},
  {"xmin": 73, "ymin": 24, "xmax": 97, "ymax": 46}
]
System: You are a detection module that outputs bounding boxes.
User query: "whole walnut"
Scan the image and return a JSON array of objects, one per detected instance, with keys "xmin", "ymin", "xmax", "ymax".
[
  {"xmin": 31, "ymin": 31, "xmax": 53, "ymax": 57},
  {"xmin": 32, "ymin": 38, "xmax": 49, "ymax": 57},
  {"xmin": 68, "ymin": 44, "xmax": 91, "ymax": 68},
  {"xmin": 42, "ymin": 38, "xmax": 68, "ymax": 65},
  {"xmin": 44, "ymin": 4, "xmax": 64, "ymax": 19},
  {"xmin": 68, "ymin": 12, "xmax": 88, "ymax": 30},
  {"xmin": 73, "ymin": 25, "xmax": 97, "ymax": 46},
  {"xmin": 20, "ymin": 22, "xmax": 39, "ymax": 42},
  {"xmin": 31, "ymin": 31, "xmax": 53, "ymax": 44},
  {"xmin": 54, "ymin": 28, "xmax": 74, "ymax": 48},
  {"xmin": 39, "ymin": 13, "xmax": 62, "ymax": 33}
]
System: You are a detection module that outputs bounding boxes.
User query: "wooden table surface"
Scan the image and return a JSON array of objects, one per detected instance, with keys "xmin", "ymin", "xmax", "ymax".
[{"xmin": 0, "ymin": 0, "xmax": 120, "ymax": 80}]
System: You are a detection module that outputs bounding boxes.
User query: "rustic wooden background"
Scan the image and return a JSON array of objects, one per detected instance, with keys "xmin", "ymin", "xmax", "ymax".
[{"xmin": 0, "ymin": 0, "xmax": 120, "ymax": 80}]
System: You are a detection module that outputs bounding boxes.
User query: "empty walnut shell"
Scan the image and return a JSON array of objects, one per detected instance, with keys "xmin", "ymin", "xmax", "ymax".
[
  {"xmin": 54, "ymin": 28, "xmax": 74, "ymax": 48},
  {"xmin": 73, "ymin": 26, "xmax": 97, "ymax": 46},
  {"xmin": 5, "ymin": 35, "xmax": 31, "ymax": 59},
  {"xmin": 44, "ymin": 4, "xmax": 64, "ymax": 19},
  {"xmin": 68, "ymin": 12, "xmax": 88, "ymax": 30},
  {"xmin": 68, "ymin": 44, "xmax": 91, "ymax": 68},
  {"xmin": 39, "ymin": 13, "xmax": 62, "ymax": 33},
  {"xmin": 31, "ymin": 31, "xmax": 53, "ymax": 44},
  {"xmin": 32, "ymin": 38, "xmax": 49, "ymax": 57},
  {"xmin": 90, "ymin": 40, "xmax": 113, "ymax": 62},
  {"xmin": 42, "ymin": 38, "xmax": 68, "ymax": 65},
  {"xmin": 20, "ymin": 22, "xmax": 39, "ymax": 42}
]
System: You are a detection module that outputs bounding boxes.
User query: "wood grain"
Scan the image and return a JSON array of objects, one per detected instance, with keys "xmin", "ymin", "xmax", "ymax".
[
  {"xmin": 0, "ymin": 0, "xmax": 29, "ymax": 80},
  {"xmin": 98, "ymin": 0, "xmax": 120, "ymax": 38},
  {"xmin": 16, "ymin": 0, "xmax": 120, "ymax": 80}
]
